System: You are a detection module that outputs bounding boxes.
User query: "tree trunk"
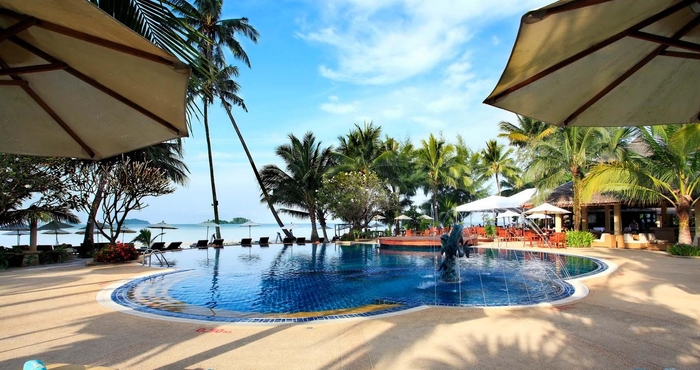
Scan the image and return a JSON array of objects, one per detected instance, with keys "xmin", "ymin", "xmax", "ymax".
[
  {"xmin": 433, "ymin": 183, "xmax": 438, "ymax": 228},
  {"xmin": 218, "ymin": 95, "xmax": 292, "ymax": 238},
  {"xmin": 83, "ymin": 171, "xmax": 107, "ymax": 256},
  {"xmin": 495, "ymin": 172, "xmax": 501, "ymax": 196},
  {"xmin": 677, "ymin": 197, "xmax": 692, "ymax": 245},
  {"xmin": 309, "ymin": 204, "xmax": 319, "ymax": 242},
  {"xmin": 572, "ymin": 169, "xmax": 582, "ymax": 231},
  {"xmin": 29, "ymin": 218, "xmax": 38, "ymax": 252},
  {"xmin": 203, "ymin": 103, "xmax": 221, "ymax": 239},
  {"xmin": 317, "ymin": 209, "xmax": 329, "ymax": 242}
]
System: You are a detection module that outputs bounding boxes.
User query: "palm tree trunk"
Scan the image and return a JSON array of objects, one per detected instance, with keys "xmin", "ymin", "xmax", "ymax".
[
  {"xmin": 317, "ymin": 209, "xmax": 329, "ymax": 242},
  {"xmin": 495, "ymin": 172, "xmax": 501, "ymax": 196},
  {"xmin": 572, "ymin": 171, "xmax": 582, "ymax": 231},
  {"xmin": 218, "ymin": 96, "xmax": 292, "ymax": 238},
  {"xmin": 432, "ymin": 182, "xmax": 438, "ymax": 228},
  {"xmin": 677, "ymin": 197, "xmax": 692, "ymax": 244},
  {"xmin": 203, "ymin": 103, "xmax": 221, "ymax": 238},
  {"xmin": 29, "ymin": 218, "xmax": 38, "ymax": 252},
  {"xmin": 308, "ymin": 204, "xmax": 319, "ymax": 242}
]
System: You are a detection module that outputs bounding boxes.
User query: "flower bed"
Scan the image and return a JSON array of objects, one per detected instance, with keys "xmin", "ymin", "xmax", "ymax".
[{"xmin": 93, "ymin": 242, "xmax": 139, "ymax": 263}]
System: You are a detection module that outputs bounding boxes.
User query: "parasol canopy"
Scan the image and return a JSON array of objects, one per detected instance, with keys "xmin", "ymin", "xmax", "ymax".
[
  {"xmin": 0, "ymin": 0, "xmax": 190, "ymax": 159},
  {"xmin": 525, "ymin": 203, "xmax": 571, "ymax": 215},
  {"xmin": 484, "ymin": 0, "xmax": 700, "ymax": 127},
  {"xmin": 147, "ymin": 221, "xmax": 177, "ymax": 242},
  {"xmin": 239, "ymin": 221, "xmax": 261, "ymax": 238}
]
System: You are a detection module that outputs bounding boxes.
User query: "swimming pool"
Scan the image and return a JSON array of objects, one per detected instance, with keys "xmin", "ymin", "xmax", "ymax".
[{"xmin": 109, "ymin": 244, "xmax": 608, "ymax": 323}]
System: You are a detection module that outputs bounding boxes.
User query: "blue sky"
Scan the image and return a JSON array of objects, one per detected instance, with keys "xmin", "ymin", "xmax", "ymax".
[{"xmin": 136, "ymin": 0, "xmax": 549, "ymax": 224}]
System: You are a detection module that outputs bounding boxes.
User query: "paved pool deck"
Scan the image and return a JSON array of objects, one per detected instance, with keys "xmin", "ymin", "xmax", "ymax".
[{"xmin": 1, "ymin": 245, "xmax": 699, "ymax": 369}]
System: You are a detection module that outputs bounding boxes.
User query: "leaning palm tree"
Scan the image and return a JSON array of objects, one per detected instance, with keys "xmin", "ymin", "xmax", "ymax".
[
  {"xmin": 172, "ymin": 0, "xmax": 259, "ymax": 238},
  {"xmin": 584, "ymin": 125, "xmax": 700, "ymax": 244},
  {"xmin": 481, "ymin": 140, "xmax": 521, "ymax": 196},
  {"xmin": 415, "ymin": 134, "xmax": 469, "ymax": 224},
  {"xmin": 525, "ymin": 127, "xmax": 606, "ymax": 231},
  {"xmin": 259, "ymin": 133, "xmax": 335, "ymax": 242}
]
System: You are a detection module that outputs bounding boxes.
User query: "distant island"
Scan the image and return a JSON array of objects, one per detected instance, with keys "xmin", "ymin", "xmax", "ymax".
[
  {"xmin": 124, "ymin": 218, "xmax": 150, "ymax": 224},
  {"xmin": 203, "ymin": 217, "xmax": 250, "ymax": 225}
]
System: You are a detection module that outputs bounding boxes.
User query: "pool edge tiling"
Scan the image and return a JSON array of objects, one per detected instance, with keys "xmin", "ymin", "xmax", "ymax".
[{"xmin": 97, "ymin": 248, "xmax": 617, "ymax": 325}]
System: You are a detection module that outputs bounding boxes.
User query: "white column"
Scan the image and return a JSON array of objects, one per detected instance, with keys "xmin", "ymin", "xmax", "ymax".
[{"xmin": 555, "ymin": 215, "xmax": 562, "ymax": 232}]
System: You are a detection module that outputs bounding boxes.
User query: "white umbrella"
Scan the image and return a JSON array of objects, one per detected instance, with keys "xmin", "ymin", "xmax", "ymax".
[
  {"xmin": 239, "ymin": 221, "xmax": 261, "ymax": 238},
  {"xmin": 371, "ymin": 215, "xmax": 385, "ymax": 221},
  {"xmin": 418, "ymin": 214, "xmax": 433, "ymax": 220},
  {"xmin": 147, "ymin": 221, "xmax": 178, "ymax": 242},
  {"xmin": 197, "ymin": 221, "xmax": 220, "ymax": 239},
  {"xmin": 497, "ymin": 210, "xmax": 521, "ymax": 218},
  {"xmin": 526, "ymin": 214, "xmax": 551, "ymax": 220},
  {"xmin": 394, "ymin": 214, "xmax": 413, "ymax": 220},
  {"xmin": 484, "ymin": 1, "xmax": 700, "ymax": 128},
  {"xmin": 42, "ymin": 228, "xmax": 70, "ymax": 245},
  {"xmin": 525, "ymin": 203, "xmax": 571, "ymax": 215},
  {"xmin": 2, "ymin": 229, "xmax": 29, "ymax": 246},
  {"xmin": 0, "ymin": 0, "xmax": 190, "ymax": 159}
]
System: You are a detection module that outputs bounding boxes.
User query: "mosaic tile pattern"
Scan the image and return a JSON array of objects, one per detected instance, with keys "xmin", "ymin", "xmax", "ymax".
[{"xmin": 112, "ymin": 246, "xmax": 606, "ymax": 323}]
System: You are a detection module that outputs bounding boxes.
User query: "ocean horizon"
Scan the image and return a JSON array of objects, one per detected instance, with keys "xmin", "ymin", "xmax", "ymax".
[{"xmin": 0, "ymin": 222, "xmax": 373, "ymax": 248}]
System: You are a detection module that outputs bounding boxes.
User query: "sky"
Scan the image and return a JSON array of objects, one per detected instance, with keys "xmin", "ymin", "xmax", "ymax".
[{"xmin": 133, "ymin": 0, "xmax": 550, "ymax": 225}]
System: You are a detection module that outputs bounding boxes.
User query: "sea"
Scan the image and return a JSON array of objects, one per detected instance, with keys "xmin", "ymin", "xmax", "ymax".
[{"xmin": 0, "ymin": 223, "xmax": 356, "ymax": 248}]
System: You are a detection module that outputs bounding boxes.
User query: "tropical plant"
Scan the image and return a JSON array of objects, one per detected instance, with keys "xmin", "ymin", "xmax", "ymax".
[
  {"xmin": 480, "ymin": 140, "xmax": 521, "ymax": 196},
  {"xmin": 415, "ymin": 134, "xmax": 470, "ymax": 225},
  {"xmin": 498, "ymin": 115, "xmax": 557, "ymax": 161},
  {"xmin": 565, "ymin": 231, "xmax": 595, "ymax": 248},
  {"xmin": 525, "ymin": 127, "xmax": 606, "ymax": 231},
  {"xmin": 318, "ymin": 171, "xmax": 391, "ymax": 232},
  {"xmin": 335, "ymin": 121, "xmax": 388, "ymax": 173},
  {"xmin": 583, "ymin": 125, "xmax": 699, "ymax": 244},
  {"xmin": 172, "ymin": 0, "xmax": 259, "ymax": 238},
  {"xmin": 93, "ymin": 242, "xmax": 139, "ymax": 263},
  {"xmin": 132, "ymin": 228, "xmax": 161, "ymax": 247},
  {"xmin": 259, "ymin": 132, "xmax": 335, "ymax": 242},
  {"xmin": 667, "ymin": 244, "xmax": 700, "ymax": 257}
]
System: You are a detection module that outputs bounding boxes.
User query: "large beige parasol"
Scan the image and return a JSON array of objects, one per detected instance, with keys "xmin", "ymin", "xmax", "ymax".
[
  {"xmin": 484, "ymin": 0, "xmax": 700, "ymax": 127},
  {"xmin": 0, "ymin": 0, "xmax": 190, "ymax": 159}
]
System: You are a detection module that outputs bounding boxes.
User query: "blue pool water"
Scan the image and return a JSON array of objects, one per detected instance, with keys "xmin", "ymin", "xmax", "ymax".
[{"xmin": 113, "ymin": 244, "xmax": 606, "ymax": 323}]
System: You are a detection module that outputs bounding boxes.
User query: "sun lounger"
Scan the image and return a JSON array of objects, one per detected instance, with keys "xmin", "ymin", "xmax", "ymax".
[
  {"xmin": 150, "ymin": 242, "xmax": 165, "ymax": 251},
  {"xmin": 195, "ymin": 239, "xmax": 209, "ymax": 249},
  {"xmin": 212, "ymin": 238, "xmax": 224, "ymax": 248},
  {"xmin": 165, "ymin": 241, "xmax": 182, "ymax": 250},
  {"xmin": 282, "ymin": 237, "xmax": 295, "ymax": 245},
  {"xmin": 240, "ymin": 238, "xmax": 252, "ymax": 246},
  {"xmin": 37, "ymin": 245, "xmax": 53, "ymax": 252},
  {"xmin": 257, "ymin": 236, "xmax": 270, "ymax": 246},
  {"xmin": 296, "ymin": 237, "xmax": 306, "ymax": 244}
]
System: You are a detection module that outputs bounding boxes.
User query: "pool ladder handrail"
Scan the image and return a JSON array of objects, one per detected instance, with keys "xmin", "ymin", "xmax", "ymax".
[{"xmin": 142, "ymin": 248, "xmax": 170, "ymax": 267}]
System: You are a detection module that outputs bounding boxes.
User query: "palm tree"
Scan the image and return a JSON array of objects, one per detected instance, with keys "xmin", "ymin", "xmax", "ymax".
[
  {"xmin": 259, "ymin": 132, "xmax": 335, "ymax": 242},
  {"xmin": 335, "ymin": 121, "xmax": 390, "ymax": 174},
  {"xmin": 481, "ymin": 140, "xmax": 521, "ymax": 196},
  {"xmin": 415, "ymin": 134, "xmax": 469, "ymax": 225},
  {"xmin": 498, "ymin": 115, "xmax": 557, "ymax": 162},
  {"xmin": 526, "ymin": 127, "xmax": 606, "ymax": 231},
  {"xmin": 9, "ymin": 205, "xmax": 79, "ymax": 251},
  {"xmin": 172, "ymin": 0, "xmax": 259, "ymax": 238},
  {"xmin": 131, "ymin": 228, "xmax": 162, "ymax": 248},
  {"xmin": 584, "ymin": 125, "xmax": 699, "ymax": 244}
]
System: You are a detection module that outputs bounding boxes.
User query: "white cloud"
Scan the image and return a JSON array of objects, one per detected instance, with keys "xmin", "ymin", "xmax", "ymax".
[
  {"xmin": 319, "ymin": 97, "xmax": 359, "ymax": 114},
  {"xmin": 299, "ymin": 0, "xmax": 545, "ymax": 85}
]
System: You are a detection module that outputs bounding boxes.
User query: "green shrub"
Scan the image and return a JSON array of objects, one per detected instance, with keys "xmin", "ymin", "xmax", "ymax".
[
  {"xmin": 566, "ymin": 231, "xmax": 595, "ymax": 248},
  {"xmin": 93, "ymin": 242, "xmax": 138, "ymax": 263},
  {"xmin": 483, "ymin": 217, "xmax": 496, "ymax": 238},
  {"xmin": 667, "ymin": 244, "xmax": 700, "ymax": 257},
  {"xmin": 339, "ymin": 233, "xmax": 354, "ymax": 241},
  {"xmin": 0, "ymin": 248, "xmax": 8, "ymax": 270}
]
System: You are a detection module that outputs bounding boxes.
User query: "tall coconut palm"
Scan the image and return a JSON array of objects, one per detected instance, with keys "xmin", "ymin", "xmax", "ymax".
[
  {"xmin": 498, "ymin": 115, "xmax": 557, "ymax": 162},
  {"xmin": 526, "ymin": 127, "xmax": 606, "ymax": 231},
  {"xmin": 172, "ymin": 0, "xmax": 259, "ymax": 238},
  {"xmin": 259, "ymin": 132, "xmax": 335, "ymax": 242},
  {"xmin": 584, "ymin": 125, "xmax": 700, "ymax": 244},
  {"xmin": 481, "ymin": 140, "xmax": 521, "ymax": 196},
  {"xmin": 415, "ymin": 134, "xmax": 469, "ymax": 224},
  {"xmin": 335, "ymin": 121, "xmax": 389, "ymax": 174}
]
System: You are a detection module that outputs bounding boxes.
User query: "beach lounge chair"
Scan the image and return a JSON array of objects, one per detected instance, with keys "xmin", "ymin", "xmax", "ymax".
[
  {"xmin": 195, "ymin": 239, "xmax": 209, "ymax": 249},
  {"xmin": 212, "ymin": 238, "xmax": 224, "ymax": 248},
  {"xmin": 283, "ymin": 237, "xmax": 295, "ymax": 245},
  {"xmin": 37, "ymin": 245, "xmax": 53, "ymax": 252},
  {"xmin": 258, "ymin": 236, "xmax": 270, "ymax": 246},
  {"xmin": 296, "ymin": 237, "xmax": 306, "ymax": 244},
  {"xmin": 240, "ymin": 238, "xmax": 252, "ymax": 246},
  {"xmin": 150, "ymin": 242, "xmax": 165, "ymax": 251},
  {"xmin": 165, "ymin": 241, "xmax": 182, "ymax": 250}
]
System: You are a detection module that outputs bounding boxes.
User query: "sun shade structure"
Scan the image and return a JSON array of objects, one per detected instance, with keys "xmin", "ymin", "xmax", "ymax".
[
  {"xmin": 0, "ymin": 0, "xmax": 190, "ymax": 159},
  {"xmin": 239, "ymin": 221, "xmax": 261, "ymax": 238},
  {"xmin": 526, "ymin": 203, "xmax": 571, "ymax": 215},
  {"xmin": 484, "ymin": 0, "xmax": 700, "ymax": 127},
  {"xmin": 148, "ymin": 221, "xmax": 178, "ymax": 242}
]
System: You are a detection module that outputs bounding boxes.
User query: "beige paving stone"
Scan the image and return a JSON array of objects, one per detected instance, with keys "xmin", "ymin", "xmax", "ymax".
[{"xmin": 0, "ymin": 247, "xmax": 698, "ymax": 369}]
